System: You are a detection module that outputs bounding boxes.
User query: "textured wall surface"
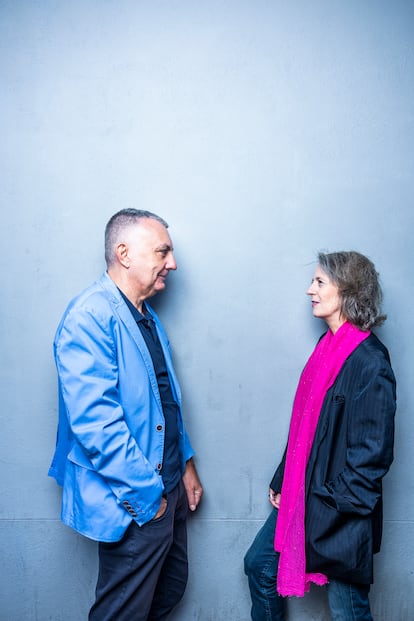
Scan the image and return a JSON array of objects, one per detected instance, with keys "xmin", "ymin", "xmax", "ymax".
[{"xmin": 1, "ymin": 1, "xmax": 413, "ymax": 619}]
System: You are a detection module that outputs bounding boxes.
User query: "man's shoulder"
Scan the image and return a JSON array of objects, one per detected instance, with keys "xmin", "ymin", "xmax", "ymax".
[
  {"xmin": 66, "ymin": 273, "xmax": 119, "ymax": 311},
  {"xmin": 57, "ymin": 274, "xmax": 124, "ymax": 332}
]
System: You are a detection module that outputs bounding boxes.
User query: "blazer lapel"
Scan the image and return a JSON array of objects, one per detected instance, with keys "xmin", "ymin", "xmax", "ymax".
[{"xmin": 98, "ymin": 273, "xmax": 162, "ymax": 408}]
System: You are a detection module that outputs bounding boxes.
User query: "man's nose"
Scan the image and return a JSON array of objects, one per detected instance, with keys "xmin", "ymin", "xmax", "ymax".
[{"xmin": 166, "ymin": 253, "xmax": 177, "ymax": 270}]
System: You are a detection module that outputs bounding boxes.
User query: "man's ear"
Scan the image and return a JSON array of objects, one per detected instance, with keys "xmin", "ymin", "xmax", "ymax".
[{"xmin": 115, "ymin": 243, "xmax": 130, "ymax": 268}]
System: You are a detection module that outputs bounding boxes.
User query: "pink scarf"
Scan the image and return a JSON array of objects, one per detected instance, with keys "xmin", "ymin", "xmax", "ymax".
[{"xmin": 274, "ymin": 322, "xmax": 370, "ymax": 597}]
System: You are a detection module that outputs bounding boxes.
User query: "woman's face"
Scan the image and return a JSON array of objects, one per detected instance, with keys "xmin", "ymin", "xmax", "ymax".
[{"xmin": 306, "ymin": 266, "xmax": 345, "ymax": 333}]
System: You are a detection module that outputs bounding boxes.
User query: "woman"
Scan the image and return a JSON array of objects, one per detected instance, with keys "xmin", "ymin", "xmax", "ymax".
[{"xmin": 244, "ymin": 251, "xmax": 396, "ymax": 621}]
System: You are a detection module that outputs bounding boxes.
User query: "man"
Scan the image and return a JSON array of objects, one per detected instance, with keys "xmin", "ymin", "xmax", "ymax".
[{"xmin": 49, "ymin": 209, "xmax": 203, "ymax": 621}]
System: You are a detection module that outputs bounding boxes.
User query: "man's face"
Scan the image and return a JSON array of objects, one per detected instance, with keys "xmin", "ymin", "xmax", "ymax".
[{"xmin": 124, "ymin": 218, "xmax": 177, "ymax": 301}]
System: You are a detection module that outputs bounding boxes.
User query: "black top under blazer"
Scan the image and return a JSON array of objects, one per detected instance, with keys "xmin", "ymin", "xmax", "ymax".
[{"xmin": 270, "ymin": 333, "xmax": 396, "ymax": 585}]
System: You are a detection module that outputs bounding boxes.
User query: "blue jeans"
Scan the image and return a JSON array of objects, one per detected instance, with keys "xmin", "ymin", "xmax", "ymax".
[
  {"xmin": 244, "ymin": 509, "xmax": 373, "ymax": 621},
  {"xmin": 327, "ymin": 580, "xmax": 372, "ymax": 621}
]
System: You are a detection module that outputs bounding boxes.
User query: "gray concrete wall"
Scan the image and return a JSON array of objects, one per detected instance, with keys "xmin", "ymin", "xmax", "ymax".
[{"xmin": 1, "ymin": 1, "xmax": 413, "ymax": 619}]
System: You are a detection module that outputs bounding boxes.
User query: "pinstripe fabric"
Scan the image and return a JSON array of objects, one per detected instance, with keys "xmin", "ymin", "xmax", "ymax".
[
  {"xmin": 275, "ymin": 323, "xmax": 370, "ymax": 596},
  {"xmin": 270, "ymin": 333, "xmax": 396, "ymax": 585}
]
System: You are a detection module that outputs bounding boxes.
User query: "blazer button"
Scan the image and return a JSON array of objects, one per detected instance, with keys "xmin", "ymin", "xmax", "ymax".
[
  {"xmin": 156, "ymin": 424, "xmax": 163, "ymax": 432},
  {"xmin": 157, "ymin": 463, "xmax": 162, "ymax": 471}
]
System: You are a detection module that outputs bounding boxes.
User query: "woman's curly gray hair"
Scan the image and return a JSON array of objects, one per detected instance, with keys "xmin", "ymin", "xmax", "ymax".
[{"xmin": 318, "ymin": 251, "xmax": 386, "ymax": 331}]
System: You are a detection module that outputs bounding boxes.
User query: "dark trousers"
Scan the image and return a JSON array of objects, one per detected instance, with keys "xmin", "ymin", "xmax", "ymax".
[
  {"xmin": 89, "ymin": 480, "xmax": 188, "ymax": 621},
  {"xmin": 244, "ymin": 508, "xmax": 373, "ymax": 621}
]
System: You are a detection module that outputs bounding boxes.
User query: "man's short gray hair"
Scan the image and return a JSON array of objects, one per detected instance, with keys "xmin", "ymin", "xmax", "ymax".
[{"xmin": 104, "ymin": 209, "xmax": 168, "ymax": 267}]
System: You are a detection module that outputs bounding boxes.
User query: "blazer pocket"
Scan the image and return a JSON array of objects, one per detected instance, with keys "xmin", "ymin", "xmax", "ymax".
[
  {"xmin": 306, "ymin": 493, "xmax": 372, "ymax": 580},
  {"xmin": 67, "ymin": 443, "xmax": 95, "ymax": 470}
]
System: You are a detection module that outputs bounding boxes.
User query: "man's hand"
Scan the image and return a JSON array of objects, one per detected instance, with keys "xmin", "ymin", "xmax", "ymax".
[
  {"xmin": 182, "ymin": 458, "xmax": 203, "ymax": 511},
  {"xmin": 153, "ymin": 496, "xmax": 167, "ymax": 520}
]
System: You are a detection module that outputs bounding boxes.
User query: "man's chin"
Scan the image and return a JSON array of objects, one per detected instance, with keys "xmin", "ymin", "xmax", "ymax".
[{"xmin": 155, "ymin": 280, "xmax": 167, "ymax": 292}]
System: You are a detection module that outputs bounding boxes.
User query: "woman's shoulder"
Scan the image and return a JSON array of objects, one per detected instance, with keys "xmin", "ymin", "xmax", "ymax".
[
  {"xmin": 359, "ymin": 332, "xmax": 391, "ymax": 361},
  {"xmin": 344, "ymin": 332, "xmax": 395, "ymax": 383}
]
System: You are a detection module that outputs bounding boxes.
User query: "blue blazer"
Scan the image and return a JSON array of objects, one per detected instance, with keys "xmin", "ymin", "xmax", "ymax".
[{"xmin": 49, "ymin": 272, "xmax": 194, "ymax": 542}]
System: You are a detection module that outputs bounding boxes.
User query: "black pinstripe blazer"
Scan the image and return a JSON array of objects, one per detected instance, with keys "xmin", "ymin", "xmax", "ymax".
[{"xmin": 270, "ymin": 333, "xmax": 396, "ymax": 584}]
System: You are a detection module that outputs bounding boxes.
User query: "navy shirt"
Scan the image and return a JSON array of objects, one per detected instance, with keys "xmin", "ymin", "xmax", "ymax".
[{"xmin": 119, "ymin": 291, "xmax": 181, "ymax": 493}]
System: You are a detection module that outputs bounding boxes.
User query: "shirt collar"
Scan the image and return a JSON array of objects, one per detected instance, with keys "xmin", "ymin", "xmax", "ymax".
[{"xmin": 118, "ymin": 288, "xmax": 149, "ymax": 324}]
